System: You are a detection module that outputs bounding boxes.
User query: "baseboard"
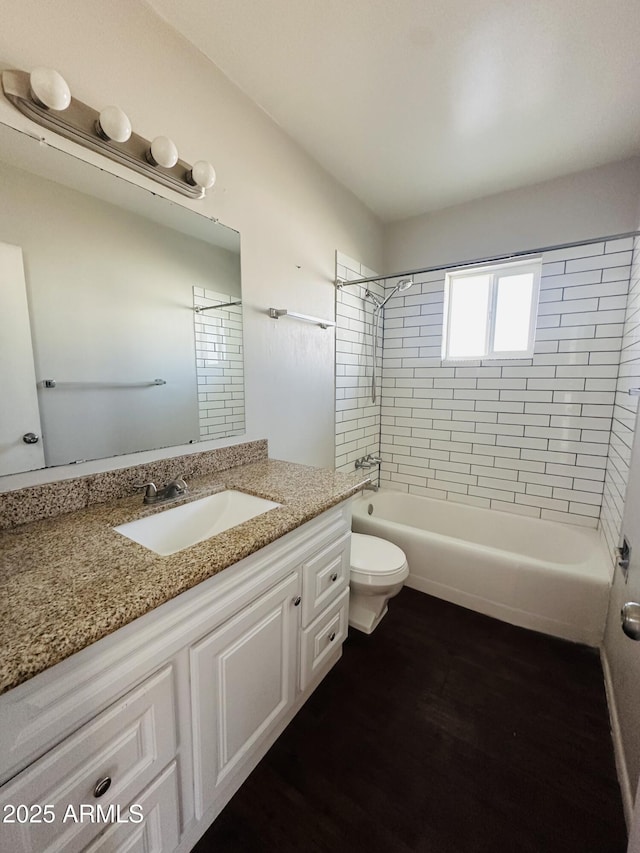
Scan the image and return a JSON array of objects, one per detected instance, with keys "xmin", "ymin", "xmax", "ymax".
[{"xmin": 601, "ymin": 646, "xmax": 634, "ymax": 828}]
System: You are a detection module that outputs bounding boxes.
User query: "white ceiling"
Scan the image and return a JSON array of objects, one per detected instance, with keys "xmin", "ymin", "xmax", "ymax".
[{"xmin": 146, "ymin": 0, "xmax": 640, "ymax": 223}]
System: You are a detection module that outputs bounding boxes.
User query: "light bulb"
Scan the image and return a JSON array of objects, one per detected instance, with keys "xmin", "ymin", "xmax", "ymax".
[
  {"xmin": 187, "ymin": 160, "xmax": 216, "ymax": 190},
  {"xmin": 147, "ymin": 136, "xmax": 178, "ymax": 169},
  {"xmin": 96, "ymin": 105, "xmax": 132, "ymax": 143},
  {"xmin": 29, "ymin": 67, "xmax": 71, "ymax": 111}
]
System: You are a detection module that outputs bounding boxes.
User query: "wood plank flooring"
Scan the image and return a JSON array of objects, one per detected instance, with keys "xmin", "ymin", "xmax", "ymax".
[{"xmin": 192, "ymin": 589, "xmax": 627, "ymax": 852}]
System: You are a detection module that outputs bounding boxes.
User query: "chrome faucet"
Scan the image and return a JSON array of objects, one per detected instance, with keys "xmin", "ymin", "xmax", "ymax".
[
  {"xmin": 354, "ymin": 454, "xmax": 381, "ymax": 491},
  {"xmin": 134, "ymin": 477, "xmax": 188, "ymax": 505},
  {"xmin": 355, "ymin": 454, "xmax": 382, "ymax": 470}
]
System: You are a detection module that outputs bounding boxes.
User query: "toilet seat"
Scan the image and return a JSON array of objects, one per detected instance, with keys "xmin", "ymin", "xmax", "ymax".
[{"xmin": 350, "ymin": 532, "xmax": 408, "ymax": 578}]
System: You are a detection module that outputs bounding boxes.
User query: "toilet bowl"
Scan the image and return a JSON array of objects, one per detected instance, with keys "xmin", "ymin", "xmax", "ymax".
[{"xmin": 348, "ymin": 532, "xmax": 409, "ymax": 634}]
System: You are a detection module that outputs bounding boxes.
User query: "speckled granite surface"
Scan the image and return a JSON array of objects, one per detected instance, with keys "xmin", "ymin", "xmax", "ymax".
[
  {"xmin": 0, "ymin": 459, "xmax": 367, "ymax": 695},
  {"xmin": 0, "ymin": 439, "xmax": 268, "ymax": 530}
]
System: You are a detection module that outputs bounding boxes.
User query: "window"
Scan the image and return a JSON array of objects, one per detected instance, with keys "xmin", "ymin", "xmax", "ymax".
[{"xmin": 442, "ymin": 259, "xmax": 541, "ymax": 361}]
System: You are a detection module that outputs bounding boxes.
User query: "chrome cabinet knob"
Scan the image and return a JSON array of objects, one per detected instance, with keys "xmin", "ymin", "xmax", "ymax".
[
  {"xmin": 328, "ymin": 631, "xmax": 336, "ymax": 642},
  {"xmin": 621, "ymin": 602, "xmax": 640, "ymax": 640},
  {"xmin": 330, "ymin": 572, "xmax": 338, "ymax": 583},
  {"xmin": 22, "ymin": 432, "xmax": 40, "ymax": 444},
  {"xmin": 93, "ymin": 776, "xmax": 112, "ymax": 798},
  {"xmin": 292, "ymin": 596, "xmax": 301, "ymax": 607}
]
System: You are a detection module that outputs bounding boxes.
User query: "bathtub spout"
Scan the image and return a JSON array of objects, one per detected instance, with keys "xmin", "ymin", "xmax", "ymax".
[{"xmin": 362, "ymin": 480, "xmax": 378, "ymax": 492}]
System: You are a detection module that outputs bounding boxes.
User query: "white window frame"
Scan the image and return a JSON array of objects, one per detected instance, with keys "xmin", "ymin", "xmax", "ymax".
[{"xmin": 442, "ymin": 258, "xmax": 541, "ymax": 363}]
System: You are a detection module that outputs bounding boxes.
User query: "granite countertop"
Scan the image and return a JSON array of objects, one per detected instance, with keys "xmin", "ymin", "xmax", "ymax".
[{"xmin": 0, "ymin": 459, "xmax": 367, "ymax": 695}]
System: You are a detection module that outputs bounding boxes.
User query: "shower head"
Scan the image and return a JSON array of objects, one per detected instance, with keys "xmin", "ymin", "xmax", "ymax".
[
  {"xmin": 364, "ymin": 277, "xmax": 414, "ymax": 310},
  {"xmin": 376, "ymin": 277, "xmax": 414, "ymax": 309}
]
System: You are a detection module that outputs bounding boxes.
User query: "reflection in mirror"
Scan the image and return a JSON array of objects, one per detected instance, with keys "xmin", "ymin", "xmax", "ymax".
[
  {"xmin": 193, "ymin": 288, "xmax": 244, "ymax": 440},
  {"xmin": 0, "ymin": 122, "xmax": 243, "ymax": 476}
]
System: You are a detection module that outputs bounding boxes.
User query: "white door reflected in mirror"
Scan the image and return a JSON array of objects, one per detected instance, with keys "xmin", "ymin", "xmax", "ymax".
[{"xmin": 0, "ymin": 242, "xmax": 45, "ymax": 476}]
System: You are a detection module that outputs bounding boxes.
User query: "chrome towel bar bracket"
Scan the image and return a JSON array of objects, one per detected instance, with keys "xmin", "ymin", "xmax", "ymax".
[{"xmin": 269, "ymin": 308, "xmax": 336, "ymax": 329}]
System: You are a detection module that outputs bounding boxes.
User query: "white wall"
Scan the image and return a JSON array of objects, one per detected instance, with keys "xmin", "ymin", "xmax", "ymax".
[
  {"xmin": 385, "ymin": 159, "xmax": 640, "ymax": 273},
  {"xmin": 378, "ymin": 239, "xmax": 632, "ymax": 529},
  {"xmin": 602, "ymin": 229, "xmax": 640, "ymax": 823},
  {"xmin": 604, "ymin": 415, "xmax": 640, "ymax": 825},
  {"xmin": 601, "ymin": 236, "xmax": 640, "ymax": 556},
  {"xmin": 0, "ymin": 0, "xmax": 382, "ymax": 489}
]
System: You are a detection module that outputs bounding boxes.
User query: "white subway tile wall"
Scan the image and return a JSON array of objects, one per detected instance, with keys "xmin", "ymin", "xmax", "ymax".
[
  {"xmin": 335, "ymin": 252, "xmax": 384, "ymax": 474},
  {"xmin": 193, "ymin": 287, "xmax": 245, "ymax": 440},
  {"xmin": 378, "ymin": 238, "xmax": 634, "ymax": 528},
  {"xmin": 600, "ymin": 236, "xmax": 640, "ymax": 557}
]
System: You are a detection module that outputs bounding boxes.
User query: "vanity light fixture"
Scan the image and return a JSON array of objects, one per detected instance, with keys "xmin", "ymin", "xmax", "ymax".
[
  {"xmin": 1, "ymin": 67, "xmax": 216, "ymax": 200},
  {"xmin": 147, "ymin": 135, "xmax": 179, "ymax": 169},
  {"xmin": 187, "ymin": 160, "xmax": 217, "ymax": 190},
  {"xmin": 29, "ymin": 67, "xmax": 71, "ymax": 111},
  {"xmin": 96, "ymin": 105, "xmax": 132, "ymax": 143}
]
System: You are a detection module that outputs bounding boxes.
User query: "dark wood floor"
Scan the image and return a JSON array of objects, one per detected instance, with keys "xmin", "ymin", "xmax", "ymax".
[{"xmin": 192, "ymin": 588, "xmax": 627, "ymax": 853}]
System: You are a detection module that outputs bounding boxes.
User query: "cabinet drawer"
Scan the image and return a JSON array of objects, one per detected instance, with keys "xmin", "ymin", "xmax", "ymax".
[
  {"xmin": 0, "ymin": 666, "xmax": 176, "ymax": 853},
  {"xmin": 84, "ymin": 761, "xmax": 180, "ymax": 853},
  {"xmin": 300, "ymin": 588, "xmax": 349, "ymax": 690},
  {"xmin": 301, "ymin": 533, "xmax": 350, "ymax": 627}
]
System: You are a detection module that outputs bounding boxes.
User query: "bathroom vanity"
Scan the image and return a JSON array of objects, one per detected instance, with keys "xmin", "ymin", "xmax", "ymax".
[{"xmin": 0, "ymin": 452, "xmax": 363, "ymax": 852}]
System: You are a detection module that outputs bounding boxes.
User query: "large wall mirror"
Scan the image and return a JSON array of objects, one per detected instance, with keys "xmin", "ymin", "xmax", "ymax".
[{"xmin": 0, "ymin": 122, "xmax": 244, "ymax": 477}]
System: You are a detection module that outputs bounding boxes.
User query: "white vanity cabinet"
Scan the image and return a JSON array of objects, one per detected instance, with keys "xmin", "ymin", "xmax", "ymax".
[{"xmin": 0, "ymin": 501, "xmax": 352, "ymax": 853}]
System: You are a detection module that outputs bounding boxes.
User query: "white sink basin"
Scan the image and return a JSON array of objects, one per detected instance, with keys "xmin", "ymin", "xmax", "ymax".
[{"xmin": 114, "ymin": 490, "xmax": 281, "ymax": 556}]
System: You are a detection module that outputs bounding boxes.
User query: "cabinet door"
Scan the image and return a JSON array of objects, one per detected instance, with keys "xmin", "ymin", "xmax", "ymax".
[{"xmin": 190, "ymin": 572, "xmax": 300, "ymax": 818}]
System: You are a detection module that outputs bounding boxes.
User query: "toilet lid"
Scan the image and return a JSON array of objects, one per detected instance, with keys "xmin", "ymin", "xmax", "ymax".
[{"xmin": 351, "ymin": 532, "xmax": 408, "ymax": 575}]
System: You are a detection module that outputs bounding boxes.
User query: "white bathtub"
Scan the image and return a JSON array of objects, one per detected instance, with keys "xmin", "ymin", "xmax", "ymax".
[{"xmin": 351, "ymin": 490, "xmax": 612, "ymax": 646}]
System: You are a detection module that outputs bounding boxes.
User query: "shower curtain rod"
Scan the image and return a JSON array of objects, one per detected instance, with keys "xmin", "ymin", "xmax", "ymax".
[{"xmin": 336, "ymin": 229, "xmax": 640, "ymax": 288}]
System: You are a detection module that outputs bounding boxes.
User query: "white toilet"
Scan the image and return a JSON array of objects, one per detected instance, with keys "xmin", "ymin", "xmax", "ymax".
[{"xmin": 348, "ymin": 532, "xmax": 409, "ymax": 634}]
